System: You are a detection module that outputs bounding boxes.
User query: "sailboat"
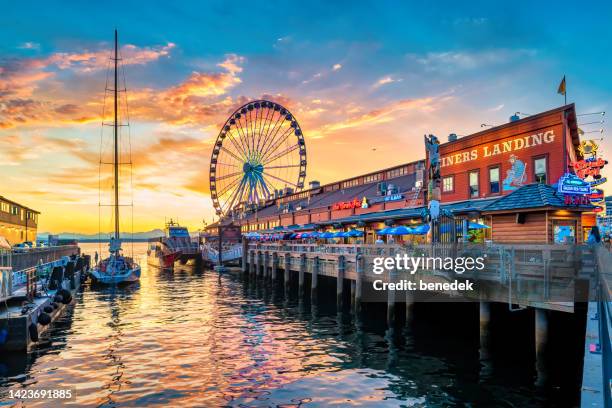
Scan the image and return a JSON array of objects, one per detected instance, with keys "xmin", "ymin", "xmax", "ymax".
[{"xmin": 90, "ymin": 30, "xmax": 141, "ymax": 285}]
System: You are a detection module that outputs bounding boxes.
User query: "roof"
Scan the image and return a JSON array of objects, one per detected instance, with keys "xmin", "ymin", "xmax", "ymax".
[
  {"xmin": 482, "ymin": 183, "xmax": 593, "ymax": 212},
  {"xmin": 0, "ymin": 195, "xmax": 40, "ymax": 214},
  {"xmin": 244, "ymin": 172, "xmax": 418, "ymax": 221}
]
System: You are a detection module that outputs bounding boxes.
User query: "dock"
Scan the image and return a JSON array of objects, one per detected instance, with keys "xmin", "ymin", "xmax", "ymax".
[{"xmin": 0, "ymin": 250, "xmax": 90, "ymax": 352}]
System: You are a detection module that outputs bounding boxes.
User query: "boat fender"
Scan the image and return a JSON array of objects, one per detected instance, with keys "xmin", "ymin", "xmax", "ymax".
[
  {"xmin": 57, "ymin": 289, "xmax": 72, "ymax": 304},
  {"xmin": 28, "ymin": 323, "xmax": 39, "ymax": 342},
  {"xmin": 53, "ymin": 294, "xmax": 63, "ymax": 303},
  {"xmin": 43, "ymin": 306, "xmax": 53, "ymax": 313},
  {"xmin": 38, "ymin": 312, "xmax": 51, "ymax": 326}
]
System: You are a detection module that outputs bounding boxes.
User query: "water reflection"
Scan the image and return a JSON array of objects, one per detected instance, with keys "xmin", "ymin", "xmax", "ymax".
[{"xmin": 0, "ymin": 243, "xmax": 581, "ymax": 407}]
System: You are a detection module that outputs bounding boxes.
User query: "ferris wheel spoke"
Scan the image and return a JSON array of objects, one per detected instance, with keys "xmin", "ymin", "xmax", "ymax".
[
  {"xmin": 226, "ymin": 129, "xmax": 248, "ymax": 161},
  {"xmin": 216, "ymin": 170, "xmax": 243, "ymax": 182},
  {"xmin": 220, "ymin": 146, "xmax": 245, "ymax": 164},
  {"xmin": 259, "ymin": 107, "xmax": 274, "ymax": 152},
  {"xmin": 260, "ymin": 121, "xmax": 291, "ymax": 162},
  {"xmin": 258, "ymin": 112, "xmax": 283, "ymax": 161},
  {"xmin": 216, "ymin": 174, "xmax": 243, "ymax": 198},
  {"xmin": 234, "ymin": 116, "xmax": 251, "ymax": 159},
  {"xmin": 223, "ymin": 176, "xmax": 247, "ymax": 214},
  {"xmin": 254, "ymin": 106, "xmax": 264, "ymax": 153},
  {"xmin": 263, "ymin": 171, "xmax": 299, "ymax": 188},
  {"xmin": 216, "ymin": 162, "xmax": 240, "ymax": 168},
  {"xmin": 265, "ymin": 164, "xmax": 301, "ymax": 170},
  {"xmin": 260, "ymin": 112, "xmax": 287, "ymax": 159},
  {"xmin": 262, "ymin": 130, "xmax": 298, "ymax": 164}
]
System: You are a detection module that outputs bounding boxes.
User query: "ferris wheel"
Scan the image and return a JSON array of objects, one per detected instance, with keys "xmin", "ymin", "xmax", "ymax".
[{"xmin": 209, "ymin": 100, "xmax": 307, "ymax": 217}]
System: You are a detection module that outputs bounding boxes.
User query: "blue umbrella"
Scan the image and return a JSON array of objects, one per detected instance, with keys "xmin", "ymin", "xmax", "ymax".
[
  {"xmin": 468, "ymin": 222, "xmax": 489, "ymax": 229},
  {"xmin": 376, "ymin": 227, "xmax": 394, "ymax": 235},
  {"xmin": 320, "ymin": 231, "xmax": 335, "ymax": 239},
  {"xmin": 345, "ymin": 229, "xmax": 364, "ymax": 237},
  {"xmin": 412, "ymin": 224, "xmax": 430, "ymax": 235},
  {"xmin": 388, "ymin": 226, "xmax": 414, "ymax": 235},
  {"xmin": 332, "ymin": 231, "xmax": 346, "ymax": 238}
]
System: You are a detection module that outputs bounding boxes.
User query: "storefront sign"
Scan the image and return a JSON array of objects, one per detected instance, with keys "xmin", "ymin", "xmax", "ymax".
[
  {"xmin": 589, "ymin": 177, "xmax": 608, "ymax": 187},
  {"xmin": 564, "ymin": 195, "xmax": 591, "ymax": 205},
  {"xmin": 332, "ymin": 198, "xmax": 362, "ymax": 211},
  {"xmin": 368, "ymin": 193, "xmax": 404, "ymax": 204},
  {"xmin": 593, "ymin": 206, "xmax": 604, "ymax": 213},
  {"xmin": 557, "ymin": 173, "xmax": 591, "ymax": 195},
  {"xmin": 589, "ymin": 189, "xmax": 604, "ymax": 202},
  {"xmin": 570, "ymin": 157, "xmax": 607, "ymax": 179},
  {"xmin": 440, "ymin": 130, "xmax": 556, "ymax": 168},
  {"xmin": 577, "ymin": 140, "xmax": 599, "ymax": 158}
]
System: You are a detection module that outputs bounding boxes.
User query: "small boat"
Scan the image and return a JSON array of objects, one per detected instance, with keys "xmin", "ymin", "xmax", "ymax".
[
  {"xmin": 91, "ymin": 239, "xmax": 141, "ymax": 284},
  {"xmin": 90, "ymin": 30, "xmax": 140, "ymax": 285},
  {"xmin": 147, "ymin": 219, "xmax": 199, "ymax": 269}
]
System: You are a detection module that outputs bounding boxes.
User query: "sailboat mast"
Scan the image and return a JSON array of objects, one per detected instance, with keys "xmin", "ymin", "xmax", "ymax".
[{"xmin": 113, "ymin": 29, "xmax": 120, "ymax": 241}]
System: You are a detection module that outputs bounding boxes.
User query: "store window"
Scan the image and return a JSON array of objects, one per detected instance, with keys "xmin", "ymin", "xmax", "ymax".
[
  {"xmin": 442, "ymin": 176, "xmax": 454, "ymax": 192},
  {"xmin": 489, "ymin": 166, "xmax": 500, "ymax": 194},
  {"xmin": 469, "ymin": 171, "xmax": 479, "ymax": 198},
  {"xmin": 534, "ymin": 156, "xmax": 547, "ymax": 184},
  {"xmin": 553, "ymin": 222, "xmax": 576, "ymax": 244}
]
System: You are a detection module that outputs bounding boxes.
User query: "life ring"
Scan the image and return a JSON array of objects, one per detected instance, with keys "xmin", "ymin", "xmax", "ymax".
[{"xmin": 28, "ymin": 323, "xmax": 39, "ymax": 342}]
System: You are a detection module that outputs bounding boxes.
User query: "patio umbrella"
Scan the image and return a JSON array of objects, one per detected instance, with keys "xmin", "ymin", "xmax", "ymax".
[
  {"xmin": 332, "ymin": 231, "xmax": 346, "ymax": 238},
  {"xmin": 468, "ymin": 222, "xmax": 489, "ymax": 229},
  {"xmin": 376, "ymin": 227, "xmax": 394, "ymax": 235},
  {"xmin": 345, "ymin": 229, "xmax": 364, "ymax": 237},
  {"xmin": 387, "ymin": 226, "xmax": 414, "ymax": 235},
  {"xmin": 412, "ymin": 224, "xmax": 430, "ymax": 235},
  {"xmin": 320, "ymin": 231, "xmax": 335, "ymax": 239}
]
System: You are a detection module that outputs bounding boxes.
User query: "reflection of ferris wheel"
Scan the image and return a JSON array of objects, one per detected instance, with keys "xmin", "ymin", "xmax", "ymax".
[{"xmin": 209, "ymin": 100, "xmax": 307, "ymax": 217}]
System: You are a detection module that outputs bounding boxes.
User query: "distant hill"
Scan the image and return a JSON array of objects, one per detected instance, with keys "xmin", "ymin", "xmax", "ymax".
[{"xmin": 39, "ymin": 229, "xmax": 165, "ymax": 242}]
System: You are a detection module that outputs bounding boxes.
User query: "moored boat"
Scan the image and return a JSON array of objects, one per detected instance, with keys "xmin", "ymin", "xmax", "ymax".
[
  {"xmin": 89, "ymin": 30, "xmax": 140, "ymax": 285},
  {"xmin": 147, "ymin": 219, "xmax": 199, "ymax": 269}
]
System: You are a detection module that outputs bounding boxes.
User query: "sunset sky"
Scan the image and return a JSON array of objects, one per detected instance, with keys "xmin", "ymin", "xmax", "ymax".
[{"xmin": 1, "ymin": 1, "xmax": 611, "ymax": 234}]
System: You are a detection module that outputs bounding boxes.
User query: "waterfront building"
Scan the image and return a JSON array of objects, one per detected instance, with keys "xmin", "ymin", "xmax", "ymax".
[
  {"xmin": 0, "ymin": 196, "xmax": 39, "ymax": 245},
  {"xmin": 229, "ymin": 104, "xmax": 597, "ymax": 245}
]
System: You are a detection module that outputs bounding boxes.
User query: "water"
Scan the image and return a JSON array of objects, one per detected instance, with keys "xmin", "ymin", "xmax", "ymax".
[{"xmin": 0, "ymin": 243, "xmax": 584, "ymax": 407}]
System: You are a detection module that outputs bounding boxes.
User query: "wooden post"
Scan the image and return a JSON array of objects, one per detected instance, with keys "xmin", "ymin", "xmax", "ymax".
[
  {"xmin": 249, "ymin": 250, "xmax": 255, "ymax": 275},
  {"xmin": 387, "ymin": 249, "xmax": 396, "ymax": 325},
  {"xmin": 355, "ymin": 254, "xmax": 363, "ymax": 313},
  {"xmin": 271, "ymin": 252, "xmax": 279, "ymax": 282},
  {"xmin": 535, "ymin": 308, "xmax": 549, "ymax": 385},
  {"xmin": 299, "ymin": 253, "xmax": 306, "ymax": 296},
  {"xmin": 311, "ymin": 256, "xmax": 319, "ymax": 301},
  {"xmin": 337, "ymin": 255, "xmax": 345, "ymax": 308},
  {"xmin": 264, "ymin": 251, "xmax": 270, "ymax": 279},
  {"xmin": 284, "ymin": 252, "xmax": 291, "ymax": 291},
  {"xmin": 241, "ymin": 237, "xmax": 248, "ymax": 273}
]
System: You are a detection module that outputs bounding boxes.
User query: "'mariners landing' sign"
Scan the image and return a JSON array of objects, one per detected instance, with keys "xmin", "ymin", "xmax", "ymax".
[{"xmin": 440, "ymin": 130, "xmax": 556, "ymax": 168}]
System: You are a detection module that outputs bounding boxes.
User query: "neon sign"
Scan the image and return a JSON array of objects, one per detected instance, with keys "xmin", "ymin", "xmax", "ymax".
[
  {"xmin": 570, "ymin": 157, "xmax": 607, "ymax": 179},
  {"xmin": 557, "ymin": 173, "xmax": 591, "ymax": 195},
  {"xmin": 564, "ymin": 195, "xmax": 591, "ymax": 205},
  {"xmin": 369, "ymin": 193, "xmax": 404, "ymax": 204},
  {"xmin": 332, "ymin": 198, "xmax": 362, "ymax": 210}
]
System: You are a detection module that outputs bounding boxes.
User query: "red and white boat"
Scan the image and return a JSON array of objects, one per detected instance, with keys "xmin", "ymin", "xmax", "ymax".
[{"xmin": 147, "ymin": 220, "xmax": 199, "ymax": 269}]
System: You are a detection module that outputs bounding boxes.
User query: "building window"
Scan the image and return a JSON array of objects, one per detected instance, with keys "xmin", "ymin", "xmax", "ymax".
[
  {"xmin": 489, "ymin": 166, "xmax": 500, "ymax": 194},
  {"xmin": 442, "ymin": 176, "xmax": 454, "ymax": 193},
  {"xmin": 386, "ymin": 167, "xmax": 408, "ymax": 179},
  {"xmin": 469, "ymin": 170, "xmax": 479, "ymax": 198},
  {"xmin": 0, "ymin": 202, "xmax": 8, "ymax": 212},
  {"xmin": 11, "ymin": 206, "xmax": 18, "ymax": 216},
  {"xmin": 534, "ymin": 156, "xmax": 547, "ymax": 184}
]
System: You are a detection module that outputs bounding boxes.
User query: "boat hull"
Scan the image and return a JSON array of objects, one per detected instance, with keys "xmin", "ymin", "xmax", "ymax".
[
  {"xmin": 90, "ymin": 265, "xmax": 141, "ymax": 285},
  {"xmin": 147, "ymin": 252, "xmax": 180, "ymax": 269}
]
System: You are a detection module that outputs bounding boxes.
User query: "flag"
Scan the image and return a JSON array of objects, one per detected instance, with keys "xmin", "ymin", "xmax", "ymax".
[{"xmin": 557, "ymin": 75, "xmax": 566, "ymax": 96}]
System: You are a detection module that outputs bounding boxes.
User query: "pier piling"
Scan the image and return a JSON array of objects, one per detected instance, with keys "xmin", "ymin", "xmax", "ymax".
[
  {"xmin": 535, "ymin": 308, "xmax": 549, "ymax": 385},
  {"xmin": 337, "ymin": 255, "xmax": 345, "ymax": 308},
  {"xmin": 311, "ymin": 256, "xmax": 319, "ymax": 301},
  {"xmin": 271, "ymin": 253, "xmax": 278, "ymax": 282},
  {"xmin": 299, "ymin": 254, "xmax": 305, "ymax": 296},
  {"xmin": 284, "ymin": 253, "xmax": 291, "ymax": 292},
  {"xmin": 355, "ymin": 254, "xmax": 363, "ymax": 313}
]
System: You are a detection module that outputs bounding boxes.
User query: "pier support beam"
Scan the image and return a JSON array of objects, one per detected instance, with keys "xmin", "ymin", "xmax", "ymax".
[
  {"xmin": 264, "ymin": 252, "xmax": 270, "ymax": 279},
  {"xmin": 405, "ymin": 290, "xmax": 415, "ymax": 325},
  {"xmin": 479, "ymin": 301, "xmax": 491, "ymax": 362},
  {"xmin": 535, "ymin": 308, "xmax": 549, "ymax": 385},
  {"xmin": 257, "ymin": 251, "xmax": 264, "ymax": 278},
  {"xmin": 337, "ymin": 255, "xmax": 345, "ymax": 308},
  {"xmin": 284, "ymin": 253, "xmax": 291, "ymax": 292},
  {"xmin": 387, "ymin": 249, "xmax": 397, "ymax": 325},
  {"xmin": 271, "ymin": 253, "xmax": 279, "ymax": 282},
  {"xmin": 249, "ymin": 251, "xmax": 255, "ymax": 275},
  {"xmin": 241, "ymin": 238, "xmax": 248, "ymax": 273},
  {"xmin": 355, "ymin": 255, "xmax": 363, "ymax": 313},
  {"xmin": 311, "ymin": 256, "xmax": 319, "ymax": 301},
  {"xmin": 299, "ymin": 254, "xmax": 306, "ymax": 296}
]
